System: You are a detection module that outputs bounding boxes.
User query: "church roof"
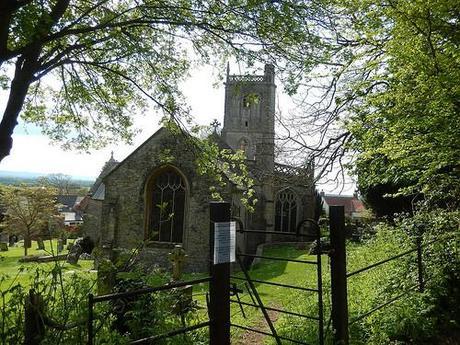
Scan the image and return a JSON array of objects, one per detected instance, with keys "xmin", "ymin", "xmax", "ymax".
[{"xmin": 89, "ymin": 151, "xmax": 119, "ymax": 199}]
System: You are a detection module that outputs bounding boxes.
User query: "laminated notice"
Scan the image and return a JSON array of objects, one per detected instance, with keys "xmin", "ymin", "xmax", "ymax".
[{"xmin": 213, "ymin": 221, "xmax": 236, "ymax": 264}]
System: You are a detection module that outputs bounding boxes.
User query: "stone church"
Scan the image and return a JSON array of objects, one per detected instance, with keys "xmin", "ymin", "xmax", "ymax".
[{"xmin": 82, "ymin": 64, "xmax": 315, "ymax": 272}]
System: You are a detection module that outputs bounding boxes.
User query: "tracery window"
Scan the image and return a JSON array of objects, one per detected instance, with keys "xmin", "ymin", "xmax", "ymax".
[
  {"xmin": 275, "ymin": 189, "xmax": 297, "ymax": 233},
  {"xmin": 145, "ymin": 167, "xmax": 186, "ymax": 242}
]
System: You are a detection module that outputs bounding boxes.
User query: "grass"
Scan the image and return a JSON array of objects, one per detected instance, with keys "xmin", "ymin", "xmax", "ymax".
[
  {"xmin": 1, "ymin": 233, "xmax": 440, "ymax": 345},
  {"xmin": 0, "ymin": 239, "xmax": 94, "ymax": 291}
]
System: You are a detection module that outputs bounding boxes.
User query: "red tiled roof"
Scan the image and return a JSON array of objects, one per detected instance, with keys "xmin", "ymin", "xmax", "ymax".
[{"xmin": 323, "ymin": 195, "xmax": 365, "ymax": 216}]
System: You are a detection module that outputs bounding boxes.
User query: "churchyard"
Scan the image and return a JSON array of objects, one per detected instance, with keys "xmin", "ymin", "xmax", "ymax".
[
  {"xmin": 1, "ymin": 216, "xmax": 457, "ymax": 345},
  {"xmin": 0, "ymin": 239, "xmax": 94, "ymax": 291},
  {"xmin": 0, "ymin": 1, "xmax": 459, "ymax": 343}
]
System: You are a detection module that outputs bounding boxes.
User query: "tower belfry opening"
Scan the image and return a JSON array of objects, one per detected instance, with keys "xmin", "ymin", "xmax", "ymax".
[{"xmin": 221, "ymin": 64, "xmax": 276, "ymax": 160}]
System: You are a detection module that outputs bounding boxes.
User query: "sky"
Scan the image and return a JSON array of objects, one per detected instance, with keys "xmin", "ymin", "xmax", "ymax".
[
  {"xmin": 1, "ymin": 65, "xmax": 224, "ymax": 179},
  {"xmin": 0, "ymin": 64, "xmax": 355, "ymax": 193}
]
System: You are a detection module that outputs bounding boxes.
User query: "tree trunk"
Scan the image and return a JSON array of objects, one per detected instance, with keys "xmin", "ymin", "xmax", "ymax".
[
  {"xmin": 24, "ymin": 235, "xmax": 31, "ymax": 256},
  {"xmin": 0, "ymin": 0, "xmax": 70, "ymax": 163},
  {"xmin": 0, "ymin": 49, "xmax": 41, "ymax": 163}
]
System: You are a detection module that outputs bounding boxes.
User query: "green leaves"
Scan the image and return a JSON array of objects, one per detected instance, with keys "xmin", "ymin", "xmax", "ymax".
[
  {"xmin": 1, "ymin": 0, "xmax": 337, "ymax": 158},
  {"xmin": 344, "ymin": 0, "xmax": 460, "ymax": 211}
]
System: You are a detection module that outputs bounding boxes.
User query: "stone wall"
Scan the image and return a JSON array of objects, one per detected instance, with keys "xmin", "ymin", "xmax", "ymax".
[{"xmin": 81, "ymin": 198, "xmax": 102, "ymax": 243}]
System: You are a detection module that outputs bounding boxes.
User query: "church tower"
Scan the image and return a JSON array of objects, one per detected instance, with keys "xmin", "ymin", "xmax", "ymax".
[{"xmin": 221, "ymin": 64, "xmax": 276, "ymax": 162}]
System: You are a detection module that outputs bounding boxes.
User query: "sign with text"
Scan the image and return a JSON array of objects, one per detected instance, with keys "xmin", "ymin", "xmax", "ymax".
[{"xmin": 213, "ymin": 221, "xmax": 236, "ymax": 264}]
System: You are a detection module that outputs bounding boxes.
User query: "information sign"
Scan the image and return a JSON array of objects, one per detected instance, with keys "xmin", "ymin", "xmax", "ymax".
[{"xmin": 213, "ymin": 221, "xmax": 236, "ymax": 264}]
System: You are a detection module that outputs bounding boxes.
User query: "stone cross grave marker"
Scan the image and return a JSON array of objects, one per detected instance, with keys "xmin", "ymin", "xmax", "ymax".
[{"xmin": 168, "ymin": 245, "xmax": 188, "ymax": 281}]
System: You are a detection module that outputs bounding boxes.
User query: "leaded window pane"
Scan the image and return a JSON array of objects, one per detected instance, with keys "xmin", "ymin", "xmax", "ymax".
[
  {"xmin": 275, "ymin": 190, "xmax": 297, "ymax": 233},
  {"xmin": 148, "ymin": 169, "xmax": 186, "ymax": 242}
]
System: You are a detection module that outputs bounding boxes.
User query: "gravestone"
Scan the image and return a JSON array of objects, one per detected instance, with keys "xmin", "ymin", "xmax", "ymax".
[
  {"xmin": 8, "ymin": 234, "xmax": 18, "ymax": 247},
  {"xmin": 57, "ymin": 239, "xmax": 64, "ymax": 253},
  {"xmin": 0, "ymin": 233, "xmax": 8, "ymax": 251},
  {"xmin": 66, "ymin": 237, "xmax": 95, "ymax": 264},
  {"xmin": 168, "ymin": 245, "xmax": 192, "ymax": 314},
  {"xmin": 168, "ymin": 245, "xmax": 188, "ymax": 281},
  {"xmin": 66, "ymin": 242, "xmax": 83, "ymax": 264},
  {"xmin": 36, "ymin": 238, "xmax": 45, "ymax": 250}
]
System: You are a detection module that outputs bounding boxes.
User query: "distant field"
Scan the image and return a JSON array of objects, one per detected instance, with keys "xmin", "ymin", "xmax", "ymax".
[{"xmin": 0, "ymin": 170, "xmax": 94, "ymax": 186}]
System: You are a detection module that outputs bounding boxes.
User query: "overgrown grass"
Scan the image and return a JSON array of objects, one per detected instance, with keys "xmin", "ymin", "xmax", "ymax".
[{"xmin": 1, "ymin": 226, "xmax": 457, "ymax": 345}]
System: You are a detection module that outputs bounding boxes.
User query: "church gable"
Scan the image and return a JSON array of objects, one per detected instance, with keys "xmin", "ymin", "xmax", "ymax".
[{"xmin": 100, "ymin": 126, "xmax": 213, "ymax": 259}]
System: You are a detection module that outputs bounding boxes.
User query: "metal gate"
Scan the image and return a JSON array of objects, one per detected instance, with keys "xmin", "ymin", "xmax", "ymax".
[{"xmin": 229, "ymin": 218, "xmax": 325, "ymax": 345}]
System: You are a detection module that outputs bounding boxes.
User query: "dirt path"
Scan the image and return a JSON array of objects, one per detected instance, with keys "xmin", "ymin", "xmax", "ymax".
[{"xmin": 234, "ymin": 309, "xmax": 280, "ymax": 345}]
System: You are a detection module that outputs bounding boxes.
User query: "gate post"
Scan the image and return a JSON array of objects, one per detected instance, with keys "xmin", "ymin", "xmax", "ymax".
[
  {"xmin": 209, "ymin": 202, "xmax": 231, "ymax": 345},
  {"xmin": 330, "ymin": 206, "xmax": 349, "ymax": 345}
]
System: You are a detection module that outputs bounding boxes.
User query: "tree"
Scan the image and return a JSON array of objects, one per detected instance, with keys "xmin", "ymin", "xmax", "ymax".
[
  {"xmin": 343, "ymin": 0, "xmax": 460, "ymax": 213},
  {"xmin": 0, "ymin": 0, "xmax": 333, "ymax": 163},
  {"xmin": 272, "ymin": 0, "xmax": 459, "ymax": 210},
  {"xmin": 0, "ymin": 185, "xmax": 58, "ymax": 256},
  {"xmin": 38, "ymin": 173, "xmax": 74, "ymax": 194}
]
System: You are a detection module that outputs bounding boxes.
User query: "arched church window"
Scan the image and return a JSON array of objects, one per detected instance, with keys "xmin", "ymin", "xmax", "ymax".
[
  {"xmin": 275, "ymin": 189, "xmax": 297, "ymax": 233},
  {"xmin": 145, "ymin": 167, "xmax": 186, "ymax": 243}
]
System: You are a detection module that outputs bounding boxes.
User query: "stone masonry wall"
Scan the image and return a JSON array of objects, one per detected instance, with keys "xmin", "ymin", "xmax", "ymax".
[{"xmin": 101, "ymin": 128, "xmax": 215, "ymax": 272}]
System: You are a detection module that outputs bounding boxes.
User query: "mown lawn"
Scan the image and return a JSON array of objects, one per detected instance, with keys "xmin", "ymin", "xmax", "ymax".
[{"xmin": 0, "ymin": 239, "xmax": 94, "ymax": 290}]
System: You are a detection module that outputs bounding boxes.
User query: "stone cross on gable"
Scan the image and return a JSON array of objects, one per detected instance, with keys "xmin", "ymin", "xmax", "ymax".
[
  {"xmin": 210, "ymin": 119, "xmax": 221, "ymax": 133},
  {"xmin": 168, "ymin": 245, "xmax": 188, "ymax": 281}
]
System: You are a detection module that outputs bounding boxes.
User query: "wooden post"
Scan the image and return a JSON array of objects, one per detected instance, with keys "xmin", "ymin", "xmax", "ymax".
[
  {"xmin": 24, "ymin": 289, "xmax": 45, "ymax": 345},
  {"xmin": 87, "ymin": 293, "xmax": 94, "ymax": 345},
  {"xmin": 330, "ymin": 206, "xmax": 349, "ymax": 345},
  {"xmin": 209, "ymin": 202, "xmax": 231, "ymax": 345},
  {"xmin": 416, "ymin": 235, "xmax": 424, "ymax": 292}
]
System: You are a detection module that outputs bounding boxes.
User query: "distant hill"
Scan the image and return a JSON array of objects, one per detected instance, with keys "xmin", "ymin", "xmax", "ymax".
[{"xmin": 0, "ymin": 170, "xmax": 94, "ymax": 187}]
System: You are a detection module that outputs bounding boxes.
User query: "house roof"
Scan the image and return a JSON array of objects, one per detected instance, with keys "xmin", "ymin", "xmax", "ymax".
[
  {"xmin": 62, "ymin": 212, "xmax": 83, "ymax": 223},
  {"xmin": 57, "ymin": 195, "xmax": 84, "ymax": 211},
  {"xmin": 322, "ymin": 194, "xmax": 365, "ymax": 215}
]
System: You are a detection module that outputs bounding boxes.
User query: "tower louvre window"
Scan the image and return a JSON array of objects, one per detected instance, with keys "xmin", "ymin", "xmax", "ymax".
[
  {"xmin": 275, "ymin": 189, "xmax": 298, "ymax": 233},
  {"xmin": 242, "ymin": 93, "xmax": 260, "ymax": 108},
  {"xmin": 145, "ymin": 166, "xmax": 186, "ymax": 243}
]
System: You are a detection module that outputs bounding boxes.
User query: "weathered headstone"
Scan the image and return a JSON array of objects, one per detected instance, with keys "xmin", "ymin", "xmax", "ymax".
[
  {"xmin": 0, "ymin": 233, "xmax": 8, "ymax": 251},
  {"xmin": 66, "ymin": 242, "xmax": 83, "ymax": 264},
  {"xmin": 36, "ymin": 238, "xmax": 45, "ymax": 250},
  {"xmin": 168, "ymin": 245, "xmax": 192, "ymax": 314},
  {"xmin": 66, "ymin": 237, "xmax": 95, "ymax": 264},
  {"xmin": 57, "ymin": 239, "xmax": 64, "ymax": 253},
  {"xmin": 8, "ymin": 234, "xmax": 18, "ymax": 247}
]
